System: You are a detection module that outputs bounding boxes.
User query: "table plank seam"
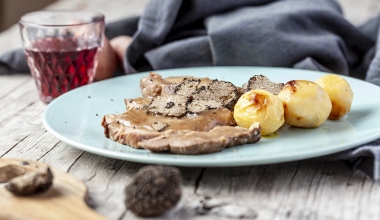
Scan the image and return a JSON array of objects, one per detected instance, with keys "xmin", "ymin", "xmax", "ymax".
[
  {"xmin": 37, "ymin": 140, "xmax": 61, "ymax": 161},
  {"xmin": 83, "ymin": 172, "xmax": 97, "ymax": 183},
  {"xmin": 311, "ymin": 163, "xmax": 327, "ymax": 219},
  {"xmin": 289, "ymin": 162, "xmax": 301, "ymax": 187},
  {"xmin": 1, "ymin": 134, "xmax": 30, "ymax": 157},
  {"xmin": 67, "ymin": 151, "xmax": 85, "ymax": 173},
  {"xmin": 302, "ymin": 163, "xmax": 322, "ymax": 216},
  {"xmin": 271, "ymin": 161, "xmax": 301, "ymax": 219},
  {"xmin": 194, "ymin": 167, "xmax": 206, "ymax": 194},
  {"xmin": 354, "ymin": 179, "xmax": 366, "ymax": 219},
  {"xmin": 105, "ymin": 161, "xmax": 126, "ymax": 192},
  {"xmin": 228, "ymin": 175, "xmax": 234, "ymax": 194},
  {"xmin": 117, "ymin": 210, "xmax": 126, "ymax": 220},
  {"xmin": 0, "ymin": 76, "xmax": 32, "ymax": 101},
  {"xmin": 355, "ymin": 176, "xmax": 368, "ymax": 220},
  {"xmin": 0, "ymin": 100, "xmax": 38, "ymax": 124}
]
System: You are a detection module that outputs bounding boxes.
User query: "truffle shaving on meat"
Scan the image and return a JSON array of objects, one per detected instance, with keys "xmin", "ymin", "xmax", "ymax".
[
  {"xmin": 246, "ymin": 75, "xmax": 284, "ymax": 95},
  {"xmin": 147, "ymin": 95, "xmax": 189, "ymax": 117},
  {"xmin": 187, "ymin": 100, "xmax": 222, "ymax": 113},
  {"xmin": 125, "ymin": 97, "xmax": 152, "ymax": 110},
  {"xmin": 192, "ymin": 80, "xmax": 239, "ymax": 109},
  {"xmin": 174, "ymin": 78, "xmax": 200, "ymax": 97}
]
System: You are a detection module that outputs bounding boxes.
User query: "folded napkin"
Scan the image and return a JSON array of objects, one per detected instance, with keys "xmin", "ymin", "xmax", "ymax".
[{"xmin": 2, "ymin": 0, "xmax": 380, "ymax": 180}]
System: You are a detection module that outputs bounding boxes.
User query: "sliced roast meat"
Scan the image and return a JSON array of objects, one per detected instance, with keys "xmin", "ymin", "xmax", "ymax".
[
  {"xmin": 102, "ymin": 120, "xmax": 162, "ymax": 148},
  {"xmin": 165, "ymin": 76, "xmax": 211, "ymax": 86},
  {"xmin": 101, "ymin": 108, "xmax": 236, "ymax": 148},
  {"xmin": 140, "ymin": 72, "xmax": 176, "ymax": 98},
  {"xmin": 138, "ymin": 123, "xmax": 261, "ymax": 155},
  {"xmin": 104, "ymin": 72, "xmax": 264, "ymax": 155},
  {"xmin": 151, "ymin": 121, "xmax": 168, "ymax": 131}
]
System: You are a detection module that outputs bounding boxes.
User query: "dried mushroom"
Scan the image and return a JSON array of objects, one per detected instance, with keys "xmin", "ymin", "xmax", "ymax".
[
  {"xmin": 5, "ymin": 166, "xmax": 53, "ymax": 196},
  {"xmin": 0, "ymin": 165, "xmax": 26, "ymax": 183}
]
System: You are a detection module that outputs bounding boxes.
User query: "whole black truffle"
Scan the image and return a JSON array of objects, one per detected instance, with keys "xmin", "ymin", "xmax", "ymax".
[{"xmin": 125, "ymin": 165, "xmax": 182, "ymax": 217}]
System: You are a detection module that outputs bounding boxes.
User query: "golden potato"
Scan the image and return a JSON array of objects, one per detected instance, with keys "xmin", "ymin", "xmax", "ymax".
[
  {"xmin": 278, "ymin": 80, "xmax": 331, "ymax": 128},
  {"xmin": 234, "ymin": 89, "xmax": 284, "ymax": 135},
  {"xmin": 315, "ymin": 74, "xmax": 353, "ymax": 120}
]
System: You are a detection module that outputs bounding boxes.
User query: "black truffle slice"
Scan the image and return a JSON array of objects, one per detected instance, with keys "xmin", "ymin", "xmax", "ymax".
[
  {"xmin": 246, "ymin": 75, "xmax": 284, "ymax": 95},
  {"xmin": 125, "ymin": 166, "xmax": 182, "ymax": 217},
  {"xmin": 125, "ymin": 97, "xmax": 152, "ymax": 110},
  {"xmin": 174, "ymin": 78, "xmax": 200, "ymax": 96},
  {"xmin": 187, "ymin": 99, "xmax": 222, "ymax": 113},
  {"xmin": 147, "ymin": 95, "xmax": 189, "ymax": 117},
  {"xmin": 192, "ymin": 80, "xmax": 239, "ymax": 109}
]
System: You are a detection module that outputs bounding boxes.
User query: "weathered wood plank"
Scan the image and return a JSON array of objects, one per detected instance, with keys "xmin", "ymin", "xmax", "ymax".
[
  {"xmin": 0, "ymin": 0, "xmax": 380, "ymax": 220},
  {"xmin": 189, "ymin": 161, "xmax": 379, "ymax": 220},
  {"xmin": 38, "ymin": 142, "xmax": 85, "ymax": 172},
  {"xmin": 67, "ymin": 153, "xmax": 139, "ymax": 219},
  {"xmin": 0, "ymin": 75, "xmax": 31, "ymax": 100},
  {"xmin": 0, "ymin": 110, "xmax": 44, "ymax": 156},
  {"xmin": 0, "ymin": 78, "xmax": 40, "ymax": 122}
]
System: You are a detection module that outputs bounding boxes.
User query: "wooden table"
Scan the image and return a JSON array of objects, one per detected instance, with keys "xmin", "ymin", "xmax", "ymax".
[{"xmin": 1, "ymin": 0, "xmax": 380, "ymax": 219}]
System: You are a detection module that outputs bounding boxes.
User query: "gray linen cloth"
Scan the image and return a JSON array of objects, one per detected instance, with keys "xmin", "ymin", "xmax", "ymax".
[{"xmin": 1, "ymin": 0, "xmax": 380, "ymax": 180}]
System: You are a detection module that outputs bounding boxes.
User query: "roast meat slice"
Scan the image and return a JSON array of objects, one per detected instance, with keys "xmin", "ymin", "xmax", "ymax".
[
  {"xmin": 138, "ymin": 123, "xmax": 261, "ymax": 155},
  {"xmin": 140, "ymin": 72, "xmax": 176, "ymax": 98},
  {"xmin": 101, "ymin": 108, "xmax": 236, "ymax": 148}
]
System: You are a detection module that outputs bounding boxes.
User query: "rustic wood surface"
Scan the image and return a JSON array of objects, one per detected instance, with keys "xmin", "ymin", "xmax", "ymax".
[
  {"xmin": 0, "ymin": 158, "xmax": 105, "ymax": 220},
  {"xmin": 0, "ymin": 0, "xmax": 380, "ymax": 219}
]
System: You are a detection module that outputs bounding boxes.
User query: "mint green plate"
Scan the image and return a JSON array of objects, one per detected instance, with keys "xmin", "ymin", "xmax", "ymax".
[{"xmin": 42, "ymin": 67, "xmax": 380, "ymax": 166}]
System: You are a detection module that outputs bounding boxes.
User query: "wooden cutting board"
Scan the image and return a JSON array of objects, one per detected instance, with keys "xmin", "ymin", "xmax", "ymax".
[{"xmin": 0, "ymin": 158, "xmax": 106, "ymax": 220}]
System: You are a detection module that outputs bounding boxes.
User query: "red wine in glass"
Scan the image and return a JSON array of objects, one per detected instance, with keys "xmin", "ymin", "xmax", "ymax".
[{"xmin": 24, "ymin": 37, "xmax": 100, "ymax": 103}]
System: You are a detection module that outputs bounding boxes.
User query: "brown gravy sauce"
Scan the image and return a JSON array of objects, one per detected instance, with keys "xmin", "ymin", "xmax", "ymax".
[{"xmin": 107, "ymin": 108, "xmax": 236, "ymax": 132}]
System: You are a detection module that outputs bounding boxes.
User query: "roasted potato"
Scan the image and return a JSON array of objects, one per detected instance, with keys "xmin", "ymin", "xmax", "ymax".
[
  {"xmin": 315, "ymin": 74, "xmax": 353, "ymax": 120},
  {"xmin": 234, "ymin": 89, "xmax": 284, "ymax": 135},
  {"xmin": 278, "ymin": 80, "xmax": 331, "ymax": 128}
]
